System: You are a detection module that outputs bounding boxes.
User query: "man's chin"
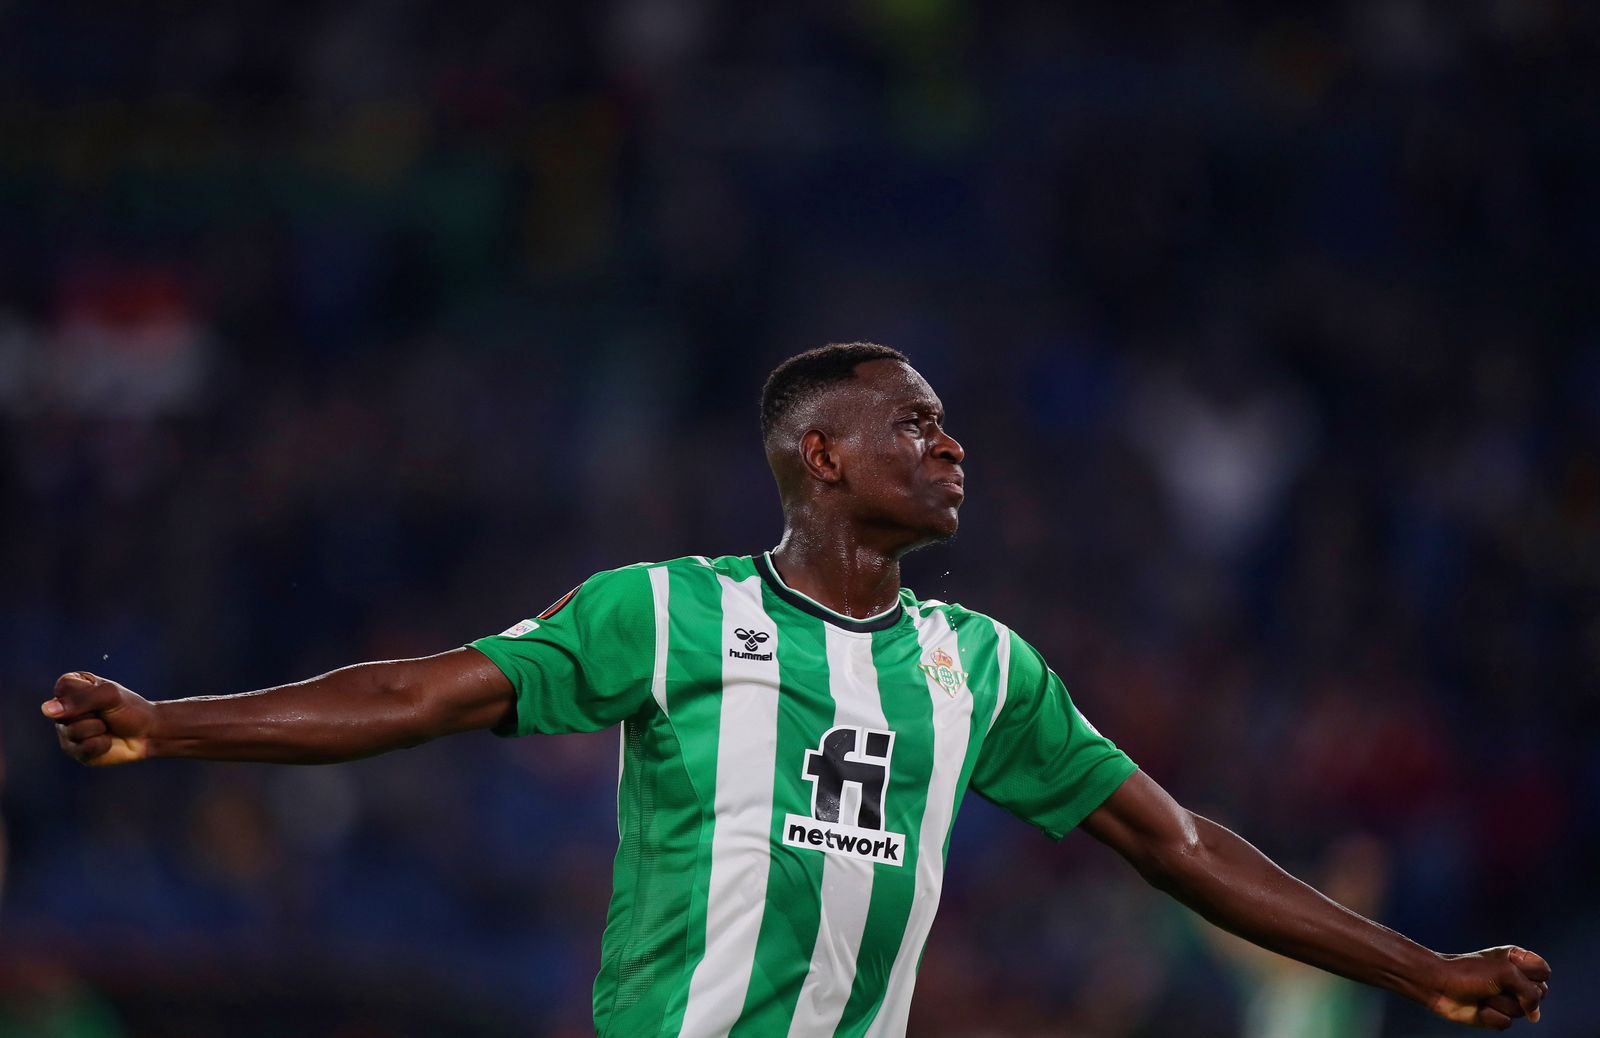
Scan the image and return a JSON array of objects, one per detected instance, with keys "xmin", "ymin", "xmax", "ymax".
[{"xmin": 902, "ymin": 515, "xmax": 959, "ymax": 554}]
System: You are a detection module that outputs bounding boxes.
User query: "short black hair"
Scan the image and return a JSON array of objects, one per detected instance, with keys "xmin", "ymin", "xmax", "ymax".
[{"xmin": 760, "ymin": 342, "xmax": 909, "ymax": 441}]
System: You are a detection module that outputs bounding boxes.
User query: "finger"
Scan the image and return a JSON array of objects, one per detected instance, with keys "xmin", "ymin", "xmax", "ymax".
[
  {"xmin": 62, "ymin": 717, "xmax": 108, "ymax": 741},
  {"xmin": 1509, "ymin": 947, "xmax": 1551, "ymax": 982},
  {"xmin": 1501, "ymin": 965, "xmax": 1543, "ymax": 1020},
  {"xmin": 1527, "ymin": 976, "xmax": 1548, "ymax": 1024},
  {"xmin": 67, "ymin": 734, "xmax": 113, "ymax": 763},
  {"xmin": 1478, "ymin": 1006, "xmax": 1512, "ymax": 1031},
  {"xmin": 53, "ymin": 671, "xmax": 101, "ymax": 695},
  {"xmin": 1481, "ymin": 993, "xmax": 1523, "ymax": 1019},
  {"xmin": 45, "ymin": 673, "xmax": 120, "ymax": 722}
]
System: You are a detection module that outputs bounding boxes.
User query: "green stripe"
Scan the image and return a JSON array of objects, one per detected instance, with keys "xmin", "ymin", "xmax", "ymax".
[
  {"xmin": 652, "ymin": 559, "xmax": 729, "ymax": 1037},
  {"xmin": 729, "ymin": 589, "xmax": 833, "ymax": 1036},
  {"xmin": 597, "ymin": 710, "xmax": 701, "ymax": 1032},
  {"xmin": 835, "ymin": 617, "xmax": 933, "ymax": 1035},
  {"xmin": 717, "ymin": 553, "xmax": 759, "ymax": 582}
]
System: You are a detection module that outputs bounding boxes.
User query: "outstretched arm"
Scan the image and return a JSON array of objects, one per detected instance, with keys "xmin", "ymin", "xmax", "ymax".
[
  {"xmin": 1080, "ymin": 771, "xmax": 1550, "ymax": 1030},
  {"xmin": 42, "ymin": 648, "xmax": 514, "ymax": 766}
]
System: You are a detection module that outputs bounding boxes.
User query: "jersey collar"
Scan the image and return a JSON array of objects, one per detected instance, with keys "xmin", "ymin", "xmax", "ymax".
[{"xmin": 755, "ymin": 551, "xmax": 905, "ymax": 634}]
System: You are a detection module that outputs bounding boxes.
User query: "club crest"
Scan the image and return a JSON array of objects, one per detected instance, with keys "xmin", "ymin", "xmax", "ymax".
[{"xmin": 920, "ymin": 648, "xmax": 967, "ymax": 697}]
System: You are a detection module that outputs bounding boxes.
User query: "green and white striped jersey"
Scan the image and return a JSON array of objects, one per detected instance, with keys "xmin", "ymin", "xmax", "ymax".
[{"xmin": 472, "ymin": 553, "xmax": 1136, "ymax": 1038}]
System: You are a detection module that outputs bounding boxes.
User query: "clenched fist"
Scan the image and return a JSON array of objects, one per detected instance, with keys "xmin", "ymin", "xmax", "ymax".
[
  {"xmin": 1431, "ymin": 946, "xmax": 1551, "ymax": 1029},
  {"xmin": 42, "ymin": 672, "xmax": 157, "ymax": 766}
]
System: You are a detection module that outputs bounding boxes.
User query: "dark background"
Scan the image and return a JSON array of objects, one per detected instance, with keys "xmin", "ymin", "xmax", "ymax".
[{"xmin": 1, "ymin": 2, "xmax": 1596, "ymax": 1035}]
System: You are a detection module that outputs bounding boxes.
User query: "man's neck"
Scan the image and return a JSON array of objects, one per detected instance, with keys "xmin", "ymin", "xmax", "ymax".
[{"xmin": 769, "ymin": 527, "xmax": 903, "ymax": 620}]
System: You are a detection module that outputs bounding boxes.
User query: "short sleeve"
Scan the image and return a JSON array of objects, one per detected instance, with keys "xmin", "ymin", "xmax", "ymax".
[
  {"xmin": 470, "ymin": 566, "xmax": 656, "ymax": 736},
  {"xmin": 968, "ymin": 629, "xmax": 1137, "ymax": 840}
]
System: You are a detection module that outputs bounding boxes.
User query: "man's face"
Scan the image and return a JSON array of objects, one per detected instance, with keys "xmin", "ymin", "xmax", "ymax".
[{"xmin": 828, "ymin": 360, "xmax": 966, "ymax": 550}]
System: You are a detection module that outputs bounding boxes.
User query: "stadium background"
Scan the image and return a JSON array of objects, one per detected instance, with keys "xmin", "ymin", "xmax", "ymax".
[{"xmin": 1, "ymin": 2, "xmax": 1595, "ymax": 1035}]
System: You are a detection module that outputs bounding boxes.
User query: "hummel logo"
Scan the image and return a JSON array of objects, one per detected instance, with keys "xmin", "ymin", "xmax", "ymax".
[{"xmin": 729, "ymin": 627, "xmax": 774, "ymax": 661}]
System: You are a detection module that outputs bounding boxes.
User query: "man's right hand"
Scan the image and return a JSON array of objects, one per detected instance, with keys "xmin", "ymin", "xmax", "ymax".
[
  {"xmin": 38, "ymin": 650, "xmax": 514, "ymax": 766},
  {"xmin": 42, "ymin": 672, "xmax": 156, "ymax": 767}
]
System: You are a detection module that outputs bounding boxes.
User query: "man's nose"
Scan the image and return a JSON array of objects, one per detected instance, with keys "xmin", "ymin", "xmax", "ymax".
[{"xmin": 933, "ymin": 430, "xmax": 965, "ymax": 463}]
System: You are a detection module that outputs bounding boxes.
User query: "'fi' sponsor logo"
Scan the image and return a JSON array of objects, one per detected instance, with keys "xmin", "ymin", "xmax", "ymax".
[{"xmin": 782, "ymin": 725, "xmax": 905, "ymax": 867}]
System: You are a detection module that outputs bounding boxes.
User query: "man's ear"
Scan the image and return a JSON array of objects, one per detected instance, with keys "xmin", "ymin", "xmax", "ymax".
[{"xmin": 800, "ymin": 429, "xmax": 843, "ymax": 485}]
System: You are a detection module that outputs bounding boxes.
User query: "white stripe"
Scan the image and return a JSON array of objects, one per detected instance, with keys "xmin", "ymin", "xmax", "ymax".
[
  {"xmin": 865, "ymin": 607, "xmax": 971, "ymax": 1038},
  {"xmin": 648, "ymin": 566, "xmax": 672, "ymax": 717},
  {"xmin": 679, "ymin": 574, "xmax": 781, "ymax": 1038},
  {"xmin": 789, "ymin": 627, "xmax": 887, "ymax": 1037},
  {"xmin": 617, "ymin": 724, "xmax": 627, "ymax": 839},
  {"xmin": 988, "ymin": 620, "xmax": 1011, "ymax": 735}
]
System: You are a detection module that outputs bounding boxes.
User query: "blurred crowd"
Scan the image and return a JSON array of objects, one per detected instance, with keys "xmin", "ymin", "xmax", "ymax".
[{"xmin": 2, "ymin": 1, "xmax": 1597, "ymax": 1035}]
